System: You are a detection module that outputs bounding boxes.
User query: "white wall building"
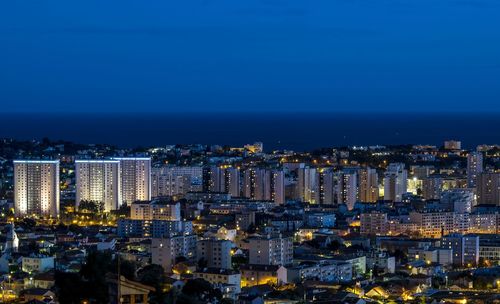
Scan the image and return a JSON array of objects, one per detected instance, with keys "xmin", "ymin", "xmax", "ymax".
[
  {"xmin": 384, "ymin": 163, "xmax": 407, "ymax": 202},
  {"xmin": 113, "ymin": 157, "xmax": 151, "ymax": 204},
  {"xmin": 14, "ymin": 160, "xmax": 60, "ymax": 217},
  {"xmin": 75, "ymin": 160, "xmax": 121, "ymax": 212}
]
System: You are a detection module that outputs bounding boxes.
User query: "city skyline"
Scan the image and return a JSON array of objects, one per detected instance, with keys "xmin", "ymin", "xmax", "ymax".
[{"xmin": 2, "ymin": 1, "xmax": 500, "ymax": 303}]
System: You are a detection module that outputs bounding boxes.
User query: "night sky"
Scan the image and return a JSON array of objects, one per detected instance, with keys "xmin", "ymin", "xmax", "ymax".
[{"xmin": 1, "ymin": 0, "xmax": 499, "ymax": 113}]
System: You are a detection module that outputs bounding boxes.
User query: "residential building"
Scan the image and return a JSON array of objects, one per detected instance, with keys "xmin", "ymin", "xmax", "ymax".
[
  {"xmin": 441, "ymin": 233, "xmax": 480, "ymax": 266},
  {"xmin": 196, "ymin": 239, "xmax": 233, "ymax": 269},
  {"xmin": 384, "ymin": 163, "xmax": 407, "ymax": 202},
  {"xmin": 193, "ymin": 268, "xmax": 241, "ymax": 295},
  {"xmin": 441, "ymin": 189, "xmax": 474, "ymax": 213},
  {"xmin": 151, "ymin": 234, "xmax": 197, "ymax": 272},
  {"xmin": 467, "ymin": 152, "xmax": 483, "ymax": 188},
  {"xmin": 14, "ymin": 160, "xmax": 60, "ymax": 217},
  {"xmin": 360, "ymin": 211, "xmax": 388, "ymax": 235},
  {"xmin": 359, "ymin": 167, "xmax": 379, "ymax": 203},
  {"xmin": 248, "ymin": 234, "xmax": 293, "ymax": 266},
  {"xmin": 151, "ymin": 166, "xmax": 202, "ymax": 197},
  {"xmin": 75, "ymin": 160, "xmax": 121, "ymax": 211},
  {"xmin": 130, "ymin": 199, "xmax": 181, "ymax": 221},
  {"xmin": 422, "ymin": 176, "xmax": 442, "ymax": 200},
  {"xmin": 338, "ymin": 170, "xmax": 357, "ymax": 210},
  {"xmin": 113, "ymin": 157, "xmax": 151, "ymax": 204},
  {"xmin": 477, "ymin": 172, "xmax": 500, "ymax": 206},
  {"xmin": 297, "ymin": 167, "xmax": 318, "ymax": 204}
]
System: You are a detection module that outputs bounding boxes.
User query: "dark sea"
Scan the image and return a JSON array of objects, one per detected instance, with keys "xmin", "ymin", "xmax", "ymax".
[{"xmin": 0, "ymin": 113, "xmax": 499, "ymax": 151}]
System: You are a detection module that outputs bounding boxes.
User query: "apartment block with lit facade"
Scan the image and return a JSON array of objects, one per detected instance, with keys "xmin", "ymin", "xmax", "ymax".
[
  {"xmin": 113, "ymin": 157, "xmax": 152, "ymax": 204},
  {"xmin": 75, "ymin": 160, "xmax": 122, "ymax": 212},
  {"xmin": 14, "ymin": 160, "xmax": 60, "ymax": 217}
]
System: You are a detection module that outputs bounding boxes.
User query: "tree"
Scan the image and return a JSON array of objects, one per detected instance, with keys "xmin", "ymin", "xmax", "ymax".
[
  {"xmin": 180, "ymin": 278, "xmax": 222, "ymax": 303},
  {"xmin": 116, "ymin": 202, "xmax": 130, "ymax": 217},
  {"xmin": 137, "ymin": 264, "xmax": 168, "ymax": 304},
  {"xmin": 55, "ymin": 272, "xmax": 84, "ymax": 304},
  {"xmin": 78, "ymin": 200, "xmax": 103, "ymax": 213},
  {"xmin": 79, "ymin": 250, "xmax": 112, "ymax": 303}
]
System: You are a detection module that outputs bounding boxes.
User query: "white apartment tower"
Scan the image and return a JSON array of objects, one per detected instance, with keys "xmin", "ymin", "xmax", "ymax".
[
  {"xmin": 75, "ymin": 160, "xmax": 121, "ymax": 212},
  {"xmin": 113, "ymin": 157, "xmax": 151, "ymax": 204},
  {"xmin": 384, "ymin": 163, "xmax": 408, "ymax": 202},
  {"xmin": 14, "ymin": 160, "xmax": 60, "ymax": 217}
]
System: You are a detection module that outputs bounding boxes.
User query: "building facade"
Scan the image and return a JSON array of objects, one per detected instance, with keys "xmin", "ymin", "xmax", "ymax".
[
  {"xmin": 113, "ymin": 158, "xmax": 151, "ymax": 204},
  {"xmin": 75, "ymin": 160, "xmax": 121, "ymax": 212},
  {"xmin": 14, "ymin": 160, "xmax": 60, "ymax": 217}
]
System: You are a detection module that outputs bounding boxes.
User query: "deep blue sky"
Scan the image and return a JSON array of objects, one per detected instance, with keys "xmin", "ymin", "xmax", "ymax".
[{"xmin": 1, "ymin": 0, "xmax": 499, "ymax": 113}]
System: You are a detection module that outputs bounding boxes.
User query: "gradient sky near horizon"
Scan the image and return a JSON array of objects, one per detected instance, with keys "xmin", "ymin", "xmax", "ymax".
[{"xmin": 1, "ymin": 0, "xmax": 500, "ymax": 113}]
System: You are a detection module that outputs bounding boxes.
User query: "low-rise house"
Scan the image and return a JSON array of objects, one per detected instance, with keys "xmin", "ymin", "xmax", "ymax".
[
  {"xmin": 193, "ymin": 268, "xmax": 241, "ymax": 295},
  {"xmin": 22, "ymin": 256, "xmax": 55, "ymax": 273},
  {"xmin": 19, "ymin": 288, "xmax": 55, "ymax": 303},
  {"xmin": 240, "ymin": 264, "xmax": 287, "ymax": 287},
  {"xmin": 107, "ymin": 275, "xmax": 155, "ymax": 304},
  {"xmin": 285, "ymin": 261, "xmax": 352, "ymax": 283}
]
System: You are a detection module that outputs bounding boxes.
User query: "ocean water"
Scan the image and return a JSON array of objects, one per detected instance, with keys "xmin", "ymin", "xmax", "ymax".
[{"xmin": 0, "ymin": 113, "xmax": 499, "ymax": 151}]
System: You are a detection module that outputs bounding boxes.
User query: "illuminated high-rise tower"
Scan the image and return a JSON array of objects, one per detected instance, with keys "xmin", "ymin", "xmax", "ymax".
[
  {"xmin": 359, "ymin": 167, "xmax": 379, "ymax": 203},
  {"xmin": 75, "ymin": 160, "xmax": 121, "ymax": 212},
  {"xmin": 14, "ymin": 160, "xmax": 60, "ymax": 217},
  {"xmin": 113, "ymin": 157, "xmax": 151, "ymax": 204},
  {"xmin": 384, "ymin": 163, "xmax": 407, "ymax": 202}
]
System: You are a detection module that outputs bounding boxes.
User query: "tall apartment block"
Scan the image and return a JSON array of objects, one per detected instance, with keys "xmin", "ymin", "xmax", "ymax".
[
  {"xmin": 477, "ymin": 172, "xmax": 500, "ymax": 206},
  {"xmin": 467, "ymin": 152, "xmax": 483, "ymax": 188},
  {"xmin": 113, "ymin": 157, "xmax": 151, "ymax": 204},
  {"xmin": 152, "ymin": 166, "xmax": 202, "ymax": 197},
  {"xmin": 338, "ymin": 170, "xmax": 358, "ymax": 210},
  {"xmin": 243, "ymin": 168, "xmax": 284, "ymax": 204},
  {"xmin": 422, "ymin": 176, "xmax": 443, "ymax": 200},
  {"xmin": 75, "ymin": 160, "xmax": 121, "ymax": 212},
  {"xmin": 315, "ymin": 168, "xmax": 335, "ymax": 205},
  {"xmin": 297, "ymin": 167, "xmax": 318, "ymax": 204},
  {"xmin": 359, "ymin": 167, "xmax": 379, "ymax": 203},
  {"xmin": 384, "ymin": 163, "xmax": 407, "ymax": 202},
  {"xmin": 14, "ymin": 160, "xmax": 60, "ymax": 217},
  {"xmin": 203, "ymin": 166, "xmax": 241, "ymax": 197}
]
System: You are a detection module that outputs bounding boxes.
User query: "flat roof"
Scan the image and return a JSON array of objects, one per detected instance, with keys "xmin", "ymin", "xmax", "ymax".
[
  {"xmin": 13, "ymin": 160, "xmax": 59, "ymax": 164},
  {"xmin": 75, "ymin": 160, "xmax": 120, "ymax": 163},
  {"xmin": 112, "ymin": 157, "xmax": 151, "ymax": 161}
]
